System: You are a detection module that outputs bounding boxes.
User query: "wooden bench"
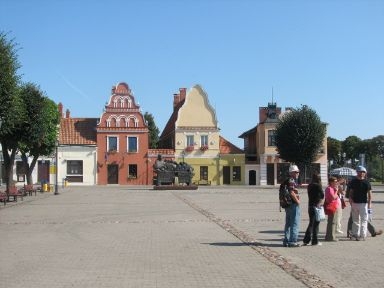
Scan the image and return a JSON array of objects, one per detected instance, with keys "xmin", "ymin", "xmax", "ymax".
[
  {"xmin": 7, "ymin": 186, "xmax": 23, "ymax": 202},
  {"xmin": 24, "ymin": 184, "xmax": 37, "ymax": 196},
  {"xmin": 0, "ymin": 192, "xmax": 7, "ymax": 205}
]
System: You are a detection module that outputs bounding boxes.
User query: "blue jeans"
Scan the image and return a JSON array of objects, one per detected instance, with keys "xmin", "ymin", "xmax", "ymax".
[{"xmin": 283, "ymin": 203, "xmax": 301, "ymax": 245}]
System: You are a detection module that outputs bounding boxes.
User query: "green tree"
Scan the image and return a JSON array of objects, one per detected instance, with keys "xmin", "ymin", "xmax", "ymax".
[
  {"xmin": 18, "ymin": 83, "xmax": 60, "ymax": 185},
  {"xmin": 275, "ymin": 105, "xmax": 326, "ymax": 173},
  {"xmin": 0, "ymin": 32, "xmax": 26, "ymax": 189},
  {"xmin": 327, "ymin": 137, "xmax": 342, "ymax": 168},
  {"xmin": 371, "ymin": 135, "xmax": 384, "ymax": 182},
  {"xmin": 144, "ymin": 112, "xmax": 159, "ymax": 149},
  {"xmin": 342, "ymin": 136, "xmax": 362, "ymax": 167}
]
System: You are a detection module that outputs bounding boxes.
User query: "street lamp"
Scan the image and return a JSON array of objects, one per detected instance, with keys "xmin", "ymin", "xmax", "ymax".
[{"xmin": 54, "ymin": 140, "xmax": 59, "ymax": 195}]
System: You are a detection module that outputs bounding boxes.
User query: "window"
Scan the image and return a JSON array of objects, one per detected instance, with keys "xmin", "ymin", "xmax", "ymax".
[
  {"xmin": 200, "ymin": 166, "xmax": 208, "ymax": 180},
  {"xmin": 200, "ymin": 135, "xmax": 208, "ymax": 146},
  {"xmin": 128, "ymin": 136, "xmax": 138, "ymax": 153},
  {"xmin": 186, "ymin": 135, "xmax": 194, "ymax": 147},
  {"xmin": 232, "ymin": 166, "xmax": 241, "ymax": 181},
  {"xmin": 108, "ymin": 136, "xmax": 118, "ymax": 152},
  {"xmin": 66, "ymin": 160, "xmax": 83, "ymax": 183},
  {"xmin": 128, "ymin": 164, "xmax": 137, "ymax": 179},
  {"xmin": 67, "ymin": 160, "xmax": 83, "ymax": 175},
  {"xmin": 268, "ymin": 130, "xmax": 276, "ymax": 146}
]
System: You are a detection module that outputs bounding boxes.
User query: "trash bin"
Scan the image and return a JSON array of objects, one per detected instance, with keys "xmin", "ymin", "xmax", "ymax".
[
  {"xmin": 49, "ymin": 184, "xmax": 54, "ymax": 192},
  {"xmin": 43, "ymin": 183, "xmax": 48, "ymax": 192}
]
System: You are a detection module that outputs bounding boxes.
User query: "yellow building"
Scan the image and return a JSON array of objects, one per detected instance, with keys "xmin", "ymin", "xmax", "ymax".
[{"xmin": 159, "ymin": 85, "xmax": 244, "ymax": 185}]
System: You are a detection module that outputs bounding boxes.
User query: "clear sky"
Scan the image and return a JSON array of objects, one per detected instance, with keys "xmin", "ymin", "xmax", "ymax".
[{"xmin": 1, "ymin": 0, "xmax": 383, "ymax": 148}]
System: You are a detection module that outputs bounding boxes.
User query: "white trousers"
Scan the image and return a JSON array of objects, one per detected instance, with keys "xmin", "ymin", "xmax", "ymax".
[{"xmin": 351, "ymin": 202, "xmax": 368, "ymax": 238}]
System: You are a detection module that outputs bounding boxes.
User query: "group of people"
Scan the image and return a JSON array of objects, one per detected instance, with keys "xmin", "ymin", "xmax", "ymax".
[{"xmin": 282, "ymin": 164, "xmax": 382, "ymax": 247}]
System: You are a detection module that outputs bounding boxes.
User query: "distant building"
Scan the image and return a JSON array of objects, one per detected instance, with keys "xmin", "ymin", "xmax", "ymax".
[
  {"xmin": 3, "ymin": 84, "xmax": 326, "ymax": 187},
  {"xmin": 239, "ymin": 102, "xmax": 328, "ymax": 186}
]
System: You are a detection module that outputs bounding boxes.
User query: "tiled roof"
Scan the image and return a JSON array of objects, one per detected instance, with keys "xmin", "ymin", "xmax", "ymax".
[
  {"xmin": 238, "ymin": 125, "xmax": 257, "ymax": 138},
  {"xmin": 159, "ymin": 99, "xmax": 184, "ymax": 140},
  {"xmin": 60, "ymin": 118, "xmax": 98, "ymax": 145},
  {"xmin": 219, "ymin": 136, "xmax": 244, "ymax": 154}
]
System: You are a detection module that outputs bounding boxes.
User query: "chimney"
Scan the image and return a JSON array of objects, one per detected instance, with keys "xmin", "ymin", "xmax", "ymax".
[
  {"xmin": 58, "ymin": 102, "xmax": 63, "ymax": 118},
  {"xmin": 179, "ymin": 88, "xmax": 186, "ymax": 101},
  {"xmin": 173, "ymin": 93, "xmax": 180, "ymax": 109},
  {"xmin": 65, "ymin": 109, "xmax": 70, "ymax": 118},
  {"xmin": 259, "ymin": 107, "xmax": 268, "ymax": 123}
]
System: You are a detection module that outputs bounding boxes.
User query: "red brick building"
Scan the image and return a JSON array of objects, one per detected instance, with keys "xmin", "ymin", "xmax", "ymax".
[{"xmin": 96, "ymin": 82, "xmax": 150, "ymax": 185}]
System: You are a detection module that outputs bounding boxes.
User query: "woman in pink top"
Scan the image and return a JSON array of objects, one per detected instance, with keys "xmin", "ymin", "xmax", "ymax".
[{"xmin": 325, "ymin": 176, "xmax": 341, "ymax": 241}]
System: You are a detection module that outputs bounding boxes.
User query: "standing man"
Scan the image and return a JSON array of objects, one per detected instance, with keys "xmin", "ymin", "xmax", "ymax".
[
  {"xmin": 349, "ymin": 165, "xmax": 372, "ymax": 241},
  {"xmin": 283, "ymin": 165, "xmax": 301, "ymax": 247}
]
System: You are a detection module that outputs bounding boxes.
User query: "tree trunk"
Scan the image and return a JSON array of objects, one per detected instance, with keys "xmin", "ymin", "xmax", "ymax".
[
  {"xmin": 21, "ymin": 153, "xmax": 38, "ymax": 185},
  {"xmin": 2, "ymin": 145, "xmax": 16, "ymax": 193}
]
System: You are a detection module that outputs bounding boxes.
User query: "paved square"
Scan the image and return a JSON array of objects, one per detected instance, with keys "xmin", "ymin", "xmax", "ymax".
[{"xmin": 1, "ymin": 185, "xmax": 383, "ymax": 287}]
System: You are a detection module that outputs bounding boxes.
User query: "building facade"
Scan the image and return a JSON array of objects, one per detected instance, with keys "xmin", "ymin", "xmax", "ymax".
[
  {"xmin": 159, "ymin": 85, "xmax": 244, "ymax": 185},
  {"xmin": 239, "ymin": 102, "xmax": 328, "ymax": 187}
]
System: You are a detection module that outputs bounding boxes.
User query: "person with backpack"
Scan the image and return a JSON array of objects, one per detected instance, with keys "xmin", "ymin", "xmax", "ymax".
[
  {"xmin": 282, "ymin": 165, "xmax": 301, "ymax": 247},
  {"xmin": 303, "ymin": 172, "xmax": 324, "ymax": 246}
]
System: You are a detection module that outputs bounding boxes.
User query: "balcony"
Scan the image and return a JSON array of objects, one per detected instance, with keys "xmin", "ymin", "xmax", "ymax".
[
  {"xmin": 185, "ymin": 146, "xmax": 194, "ymax": 152},
  {"xmin": 200, "ymin": 145, "xmax": 209, "ymax": 151}
]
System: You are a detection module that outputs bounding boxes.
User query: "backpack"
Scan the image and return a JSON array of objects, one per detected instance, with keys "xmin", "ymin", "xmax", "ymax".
[{"xmin": 279, "ymin": 179, "xmax": 292, "ymax": 211}]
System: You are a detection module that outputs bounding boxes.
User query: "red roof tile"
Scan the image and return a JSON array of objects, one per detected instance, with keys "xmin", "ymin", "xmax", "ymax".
[
  {"xmin": 219, "ymin": 136, "xmax": 244, "ymax": 154},
  {"xmin": 60, "ymin": 118, "xmax": 98, "ymax": 145}
]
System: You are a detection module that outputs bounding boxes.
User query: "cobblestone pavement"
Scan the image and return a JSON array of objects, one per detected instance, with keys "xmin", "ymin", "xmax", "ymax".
[{"xmin": 0, "ymin": 185, "xmax": 383, "ymax": 288}]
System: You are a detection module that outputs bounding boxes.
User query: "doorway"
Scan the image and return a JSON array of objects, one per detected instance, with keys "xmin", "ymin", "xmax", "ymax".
[
  {"xmin": 249, "ymin": 170, "xmax": 256, "ymax": 185},
  {"xmin": 223, "ymin": 166, "xmax": 230, "ymax": 184},
  {"xmin": 108, "ymin": 164, "xmax": 118, "ymax": 184},
  {"xmin": 38, "ymin": 160, "xmax": 50, "ymax": 184}
]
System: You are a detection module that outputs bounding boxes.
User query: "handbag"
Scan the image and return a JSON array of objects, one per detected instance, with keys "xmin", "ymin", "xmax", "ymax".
[
  {"xmin": 324, "ymin": 200, "xmax": 338, "ymax": 215},
  {"xmin": 314, "ymin": 206, "xmax": 326, "ymax": 222}
]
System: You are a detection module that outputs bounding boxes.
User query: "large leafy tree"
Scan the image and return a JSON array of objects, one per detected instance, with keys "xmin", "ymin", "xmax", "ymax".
[
  {"xmin": 18, "ymin": 83, "xmax": 60, "ymax": 185},
  {"xmin": 0, "ymin": 32, "xmax": 27, "ymax": 189},
  {"xmin": 144, "ymin": 112, "xmax": 159, "ymax": 149},
  {"xmin": 275, "ymin": 105, "xmax": 326, "ymax": 172},
  {"xmin": 342, "ymin": 136, "xmax": 362, "ymax": 166}
]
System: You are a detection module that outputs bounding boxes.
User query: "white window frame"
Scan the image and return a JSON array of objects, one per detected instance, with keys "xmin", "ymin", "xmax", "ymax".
[{"xmin": 127, "ymin": 136, "xmax": 138, "ymax": 153}]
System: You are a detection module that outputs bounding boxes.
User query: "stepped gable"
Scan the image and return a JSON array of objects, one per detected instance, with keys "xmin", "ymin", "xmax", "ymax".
[{"xmin": 97, "ymin": 82, "xmax": 147, "ymax": 131}]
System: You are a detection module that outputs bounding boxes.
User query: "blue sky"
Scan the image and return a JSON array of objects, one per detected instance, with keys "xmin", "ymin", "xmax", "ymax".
[{"xmin": 1, "ymin": 0, "xmax": 383, "ymax": 148}]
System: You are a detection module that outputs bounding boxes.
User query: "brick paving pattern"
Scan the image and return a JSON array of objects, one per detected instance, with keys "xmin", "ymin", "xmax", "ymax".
[{"xmin": 0, "ymin": 185, "xmax": 383, "ymax": 287}]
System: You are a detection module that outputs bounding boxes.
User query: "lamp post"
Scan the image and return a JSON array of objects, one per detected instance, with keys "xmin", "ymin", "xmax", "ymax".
[{"xmin": 54, "ymin": 141, "xmax": 59, "ymax": 195}]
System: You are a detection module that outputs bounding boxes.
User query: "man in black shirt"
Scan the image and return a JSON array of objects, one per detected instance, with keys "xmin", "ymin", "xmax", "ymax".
[{"xmin": 349, "ymin": 166, "xmax": 372, "ymax": 240}]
